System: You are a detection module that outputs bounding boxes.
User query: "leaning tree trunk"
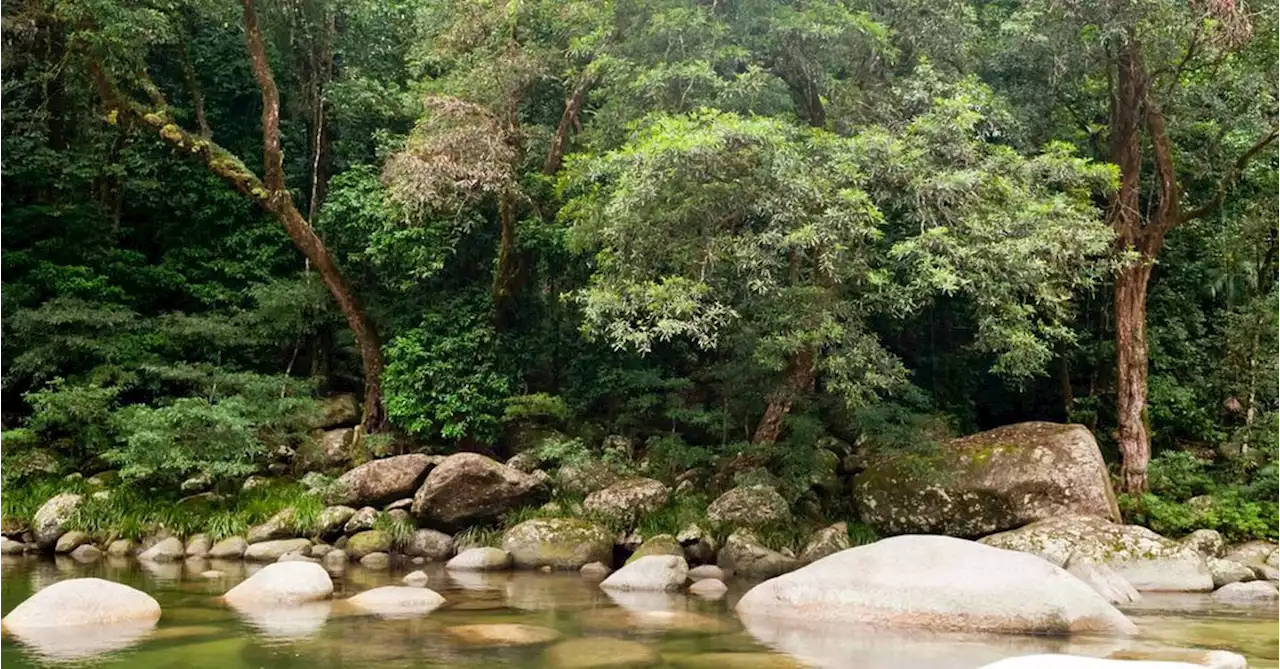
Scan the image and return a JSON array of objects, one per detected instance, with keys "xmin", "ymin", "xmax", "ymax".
[
  {"xmin": 1114, "ymin": 260, "xmax": 1153, "ymax": 493},
  {"xmin": 752, "ymin": 343, "xmax": 817, "ymax": 445}
]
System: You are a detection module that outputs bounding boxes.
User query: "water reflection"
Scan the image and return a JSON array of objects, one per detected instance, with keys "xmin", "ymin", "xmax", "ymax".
[
  {"xmin": 229, "ymin": 600, "xmax": 332, "ymax": 641},
  {"xmin": 4, "ymin": 619, "xmax": 156, "ymax": 662}
]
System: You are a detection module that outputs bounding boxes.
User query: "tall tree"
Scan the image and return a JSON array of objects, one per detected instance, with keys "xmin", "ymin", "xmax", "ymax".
[
  {"xmin": 82, "ymin": 0, "xmax": 388, "ymax": 431},
  {"xmin": 982, "ymin": 0, "xmax": 1278, "ymax": 491}
]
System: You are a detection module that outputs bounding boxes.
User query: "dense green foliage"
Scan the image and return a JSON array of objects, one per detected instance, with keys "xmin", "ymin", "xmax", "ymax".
[{"xmin": 2, "ymin": 0, "xmax": 1275, "ymax": 539}]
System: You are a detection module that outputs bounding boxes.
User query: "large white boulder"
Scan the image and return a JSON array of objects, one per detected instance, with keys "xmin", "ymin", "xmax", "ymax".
[
  {"xmin": 2, "ymin": 578, "xmax": 161, "ymax": 628},
  {"xmin": 600, "ymin": 555, "xmax": 688, "ymax": 592},
  {"xmin": 980, "ymin": 516, "xmax": 1213, "ymax": 592},
  {"xmin": 735, "ymin": 535, "xmax": 1136, "ymax": 636},
  {"xmin": 978, "ymin": 651, "xmax": 1247, "ymax": 669},
  {"xmin": 223, "ymin": 561, "xmax": 333, "ymax": 606}
]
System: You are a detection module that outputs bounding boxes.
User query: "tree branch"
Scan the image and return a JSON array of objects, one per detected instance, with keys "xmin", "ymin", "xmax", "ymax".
[
  {"xmin": 1182, "ymin": 126, "xmax": 1279, "ymax": 222},
  {"xmin": 543, "ymin": 69, "xmax": 596, "ymax": 175},
  {"xmin": 241, "ymin": 0, "xmax": 286, "ymax": 193}
]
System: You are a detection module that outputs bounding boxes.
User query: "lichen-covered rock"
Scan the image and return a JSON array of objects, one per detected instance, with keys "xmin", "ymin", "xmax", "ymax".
[
  {"xmin": 1208, "ymin": 558, "xmax": 1256, "ymax": 588},
  {"xmin": 583, "ymin": 478, "xmax": 670, "ymax": 525},
  {"xmin": 707, "ymin": 486, "xmax": 790, "ymax": 528},
  {"xmin": 626, "ymin": 534, "xmax": 683, "ymax": 564},
  {"xmin": 405, "ymin": 529, "xmax": 455, "ymax": 561},
  {"xmin": 208, "ymin": 536, "xmax": 248, "ymax": 559},
  {"xmin": 296, "ymin": 427, "xmax": 357, "ymax": 471},
  {"xmin": 1223, "ymin": 540, "xmax": 1278, "ymax": 566},
  {"xmin": 1064, "ymin": 556, "xmax": 1140, "ymax": 605},
  {"xmin": 798, "ymin": 523, "xmax": 851, "ymax": 564},
  {"xmin": 139, "ymin": 537, "xmax": 185, "ymax": 562},
  {"xmin": 345, "ymin": 530, "xmax": 391, "ymax": 559},
  {"xmin": 33, "ymin": 493, "xmax": 82, "ymax": 550},
  {"xmin": 736, "ymin": 535, "xmax": 1136, "ymax": 636},
  {"xmin": 411, "ymin": 453, "xmax": 548, "ymax": 531},
  {"xmin": 247, "ymin": 509, "xmax": 298, "ymax": 543},
  {"xmin": 316, "ymin": 506, "xmax": 356, "ymax": 538},
  {"xmin": 502, "ymin": 518, "xmax": 613, "ymax": 570},
  {"xmin": 342, "ymin": 506, "xmax": 379, "ymax": 534},
  {"xmin": 854, "ymin": 422, "xmax": 1120, "ymax": 538},
  {"xmin": 555, "ymin": 462, "xmax": 624, "ymax": 497},
  {"xmin": 329, "ymin": 454, "xmax": 441, "ymax": 508},
  {"xmin": 1181, "ymin": 529, "xmax": 1226, "ymax": 558},
  {"xmin": 979, "ymin": 515, "xmax": 1212, "ymax": 592},
  {"xmin": 3, "ymin": 578, "xmax": 161, "ymax": 628},
  {"xmin": 224, "ymin": 561, "xmax": 333, "ymax": 605},
  {"xmin": 244, "ymin": 538, "xmax": 312, "ymax": 562},
  {"xmin": 313, "ymin": 393, "xmax": 360, "ymax": 430},
  {"xmin": 600, "ymin": 555, "xmax": 689, "ymax": 591},
  {"xmin": 677, "ymin": 524, "xmax": 717, "ymax": 564},
  {"xmin": 1212, "ymin": 580, "xmax": 1278, "ymax": 602},
  {"xmin": 446, "ymin": 547, "xmax": 512, "ymax": 571},
  {"xmin": 506, "ymin": 451, "xmax": 541, "ymax": 473},
  {"xmin": 716, "ymin": 529, "xmax": 798, "ymax": 579}
]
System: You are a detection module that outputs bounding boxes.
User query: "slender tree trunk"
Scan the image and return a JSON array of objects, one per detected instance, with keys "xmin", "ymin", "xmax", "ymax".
[
  {"xmin": 543, "ymin": 71, "xmax": 595, "ymax": 175},
  {"xmin": 1114, "ymin": 261, "xmax": 1153, "ymax": 493},
  {"xmin": 752, "ymin": 346, "xmax": 817, "ymax": 445},
  {"xmin": 492, "ymin": 189, "xmax": 520, "ymax": 323},
  {"xmin": 240, "ymin": 0, "xmax": 386, "ymax": 432}
]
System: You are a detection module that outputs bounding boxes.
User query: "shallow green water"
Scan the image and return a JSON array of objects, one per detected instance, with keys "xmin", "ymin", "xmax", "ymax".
[{"xmin": 2, "ymin": 555, "xmax": 1275, "ymax": 668}]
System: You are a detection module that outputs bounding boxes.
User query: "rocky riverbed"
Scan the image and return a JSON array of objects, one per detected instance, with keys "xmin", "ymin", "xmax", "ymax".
[{"xmin": 1, "ymin": 552, "xmax": 1276, "ymax": 669}]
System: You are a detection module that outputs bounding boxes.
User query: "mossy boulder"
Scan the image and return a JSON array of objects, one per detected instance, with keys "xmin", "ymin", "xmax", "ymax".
[
  {"xmin": 853, "ymin": 422, "xmax": 1120, "ymax": 538},
  {"xmin": 329, "ymin": 454, "xmax": 442, "ymax": 508},
  {"xmin": 717, "ymin": 529, "xmax": 798, "ymax": 579},
  {"xmin": 346, "ymin": 530, "xmax": 392, "ymax": 560},
  {"xmin": 626, "ymin": 534, "xmax": 683, "ymax": 564},
  {"xmin": 979, "ymin": 515, "xmax": 1212, "ymax": 592},
  {"xmin": 33, "ymin": 492, "xmax": 83, "ymax": 550},
  {"xmin": 583, "ymin": 478, "xmax": 670, "ymax": 525},
  {"xmin": 412, "ymin": 453, "xmax": 549, "ymax": 531},
  {"xmin": 555, "ymin": 462, "xmax": 624, "ymax": 497},
  {"xmin": 502, "ymin": 518, "xmax": 613, "ymax": 570},
  {"xmin": 312, "ymin": 393, "xmax": 360, "ymax": 430},
  {"xmin": 296, "ymin": 427, "xmax": 358, "ymax": 472},
  {"xmin": 707, "ymin": 485, "xmax": 790, "ymax": 528}
]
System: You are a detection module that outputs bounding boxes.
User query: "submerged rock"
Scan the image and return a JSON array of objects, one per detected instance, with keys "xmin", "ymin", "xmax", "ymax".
[
  {"xmin": 359, "ymin": 552, "xmax": 391, "ymax": 570},
  {"xmin": 412, "ymin": 453, "xmax": 549, "ymax": 531},
  {"xmin": 403, "ymin": 570, "xmax": 429, "ymax": 587},
  {"xmin": 543, "ymin": 637, "xmax": 661, "ymax": 669},
  {"xmin": 580, "ymin": 562, "xmax": 612, "ymax": 579},
  {"xmin": 446, "ymin": 623, "xmax": 561, "ymax": 646},
  {"xmin": 3, "ymin": 578, "xmax": 161, "ymax": 628},
  {"xmin": 978, "ymin": 651, "xmax": 1247, "ymax": 669},
  {"xmin": 600, "ymin": 555, "xmax": 688, "ymax": 592},
  {"xmin": 980, "ymin": 515, "xmax": 1213, "ymax": 592},
  {"xmin": 1, "ymin": 536, "xmax": 27, "ymax": 554},
  {"xmin": 185, "ymin": 534, "xmax": 212, "ymax": 558},
  {"xmin": 69, "ymin": 544, "xmax": 102, "ymax": 563},
  {"xmin": 688, "ymin": 578, "xmax": 728, "ymax": 599},
  {"xmin": 345, "ymin": 586, "xmax": 445, "ymax": 617},
  {"xmin": 854, "ymin": 422, "xmax": 1120, "ymax": 537},
  {"xmin": 223, "ymin": 561, "xmax": 333, "ymax": 605},
  {"xmin": 502, "ymin": 518, "xmax": 613, "ymax": 570},
  {"xmin": 735, "ymin": 535, "xmax": 1136, "ymax": 636},
  {"xmin": 688, "ymin": 564, "xmax": 725, "ymax": 581}
]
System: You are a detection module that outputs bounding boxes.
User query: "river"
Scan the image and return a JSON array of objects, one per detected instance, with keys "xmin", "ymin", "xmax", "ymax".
[{"xmin": 2, "ymin": 555, "xmax": 1275, "ymax": 668}]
